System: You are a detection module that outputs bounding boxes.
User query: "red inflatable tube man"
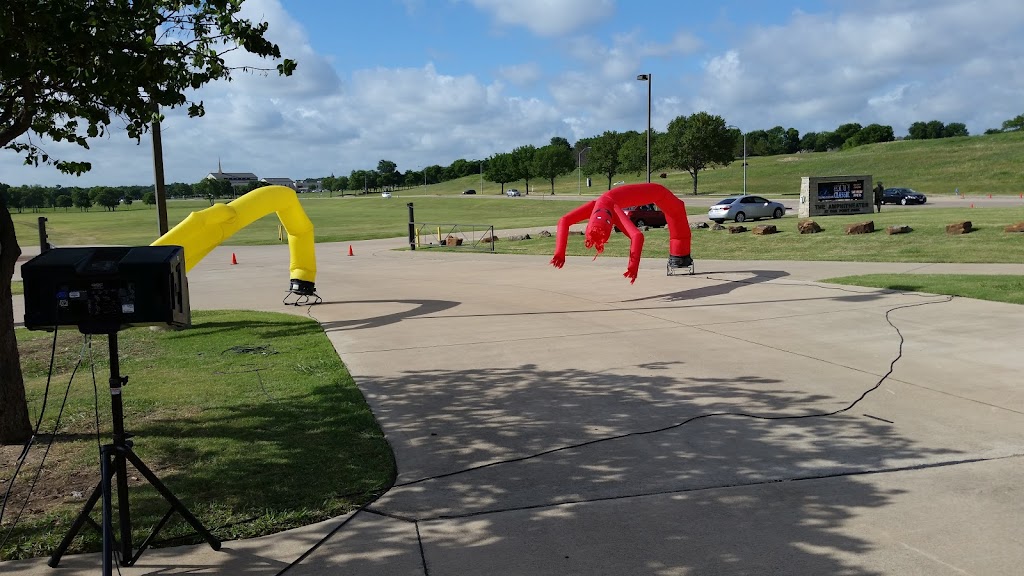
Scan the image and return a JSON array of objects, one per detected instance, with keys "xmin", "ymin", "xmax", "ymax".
[{"xmin": 550, "ymin": 182, "xmax": 692, "ymax": 283}]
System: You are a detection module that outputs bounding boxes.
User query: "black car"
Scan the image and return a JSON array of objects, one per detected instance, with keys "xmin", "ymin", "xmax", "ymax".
[
  {"xmin": 462, "ymin": 189, "xmax": 477, "ymax": 195},
  {"xmin": 882, "ymin": 187, "xmax": 927, "ymax": 205}
]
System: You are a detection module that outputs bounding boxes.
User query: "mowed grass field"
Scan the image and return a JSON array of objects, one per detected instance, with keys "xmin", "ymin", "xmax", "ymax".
[
  {"xmin": 404, "ymin": 130, "xmax": 1024, "ymax": 198},
  {"xmin": 487, "ymin": 207, "xmax": 1024, "ymax": 264},
  {"xmin": 10, "ymin": 196, "xmax": 600, "ymax": 247}
]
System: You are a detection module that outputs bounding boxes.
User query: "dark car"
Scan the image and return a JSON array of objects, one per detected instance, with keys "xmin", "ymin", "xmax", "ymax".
[
  {"xmin": 622, "ymin": 204, "xmax": 667, "ymax": 228},
  {"xmin": 882, "ymin": 187, "xmax": 927, "ymax": 205},
  {"xmin": 462, "ymin": 189, "xmax": 476, "ymax": 195}
]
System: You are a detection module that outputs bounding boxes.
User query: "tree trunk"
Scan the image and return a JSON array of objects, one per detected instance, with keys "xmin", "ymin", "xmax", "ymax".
[
  {"xmin": 0, "ymin": 199, "xmax": 32, "ymax": 444},
  {"xmin": 690, "ymin": 171, "xmax": 699, "ymax": 195}
]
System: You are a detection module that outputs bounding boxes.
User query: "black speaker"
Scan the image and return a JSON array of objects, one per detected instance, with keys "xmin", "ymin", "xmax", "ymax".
[{"xmin": 22, "ymin": 246, "xmax": 190, "ymax": 333}]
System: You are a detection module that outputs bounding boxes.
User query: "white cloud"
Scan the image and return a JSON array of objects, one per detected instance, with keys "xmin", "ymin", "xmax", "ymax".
[
  {"xmin": 498, "ymin": 63, "xmax": 543, "ymax": 86},
  {"xmin": 693, "ymin": 1, "xmax": 1024, "ymax": 134},
  {"xmin": 568, "ymin": 29, "xmax": 702, "ymax": 82},
  {"xmin": 465, "ymin": 0, "xmax": 615, "ymax": 36}
]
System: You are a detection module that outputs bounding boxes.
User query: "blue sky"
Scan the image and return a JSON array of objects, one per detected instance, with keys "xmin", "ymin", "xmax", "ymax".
[{"xmin": 4, "ymin": 0, "xmax": 1023, "ymax": 186}]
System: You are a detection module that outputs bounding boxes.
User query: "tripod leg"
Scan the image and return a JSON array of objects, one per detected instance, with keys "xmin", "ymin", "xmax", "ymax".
[
  {"xmin": 101, "ymin": 445, "xmax": 115, "ymax": 576},
  {"xmin": 123, "ymin": 450, "xmax": 222, "ymax": 553},
  {"xmin": 47, "ymin": 477, "xmax": 105, "ymax": 567}
]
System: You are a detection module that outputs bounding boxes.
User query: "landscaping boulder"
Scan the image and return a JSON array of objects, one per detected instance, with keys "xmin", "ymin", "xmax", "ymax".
[
  {"xmin": 728, "ymin": 225, "xmax": 747, "ymax": 234},
  {"xmin": 692, "ymin": 222, "xmax": 710, "ymax": 229},
  {"xmin": 845, "ymin": 221, "xmax": 875, "ymax": 235},
  {"xmin": 886, "ymin": 225, "xmax": 912, "ymax": 235},
  {"xmin": 659, "ymin": 173, "xmax": 668, "ymax": 179},
  {"xmin": 538, "ymin": 230, "xmax": 552, "ymax": 237},
  {"xmin": 752, "ymin": 225, "xmax": 777, "ymax": 235},
  {"xmin": 946, "ymin": 221, "xmax": 972, "ymax": 235},
  {"xmin": 1004, "ymin": 222, "xmax": 1024, "ymax": 233},
  {"xmin": 444, "ymin": 236, "xmax": 463, "ymax": 246},
  {"xmin": 505, "ymin": 234, "xmax": 531, "ymax": 241},
  {"xmin": 570, "ymin": 230, "xmax": 584, "ymax": 236},
  {"xmin": 798, "ymin": 220, "xmax": 822, "ymax": 234},
  {"xmin": 712, "ymin": 223, "xmax": 726, "ymax": 231},
  {"xmin": 482, "ymin": 235, "xmax": 499, "ymax": 243}
]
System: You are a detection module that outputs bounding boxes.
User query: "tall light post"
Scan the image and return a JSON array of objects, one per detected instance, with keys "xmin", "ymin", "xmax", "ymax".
[
  {"xmin": 480, "ymin": 161, "xmax": 483, "ymax": 193},
  {"xmin": 636, "ymin": 73, "xmax": 651, "ymax": 183},
  {"xmin": 727, "ymin": 125, "xmax": 747, "ymax": 195},
  {"xmin": 577, "ymin": 145, "xmax": 591, "ymax": 195}
]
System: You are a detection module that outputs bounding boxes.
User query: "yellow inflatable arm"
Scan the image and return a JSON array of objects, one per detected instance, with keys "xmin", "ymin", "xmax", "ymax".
[{"xmin": 151, "ymin": 185, "xmax": 318, "ymax": 295}]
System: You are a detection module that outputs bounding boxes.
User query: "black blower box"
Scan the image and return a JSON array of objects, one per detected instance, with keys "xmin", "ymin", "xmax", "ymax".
[{"xmin": 21, "ymin": 246, "xmax": 190, "ymax": 333}]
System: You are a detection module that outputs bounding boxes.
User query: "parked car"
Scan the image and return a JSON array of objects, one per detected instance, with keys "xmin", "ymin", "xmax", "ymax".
[
  {"xmin": 708, "ymin": 195, "xmax": 786, "ymax": 223},
  {"xmin": 506, "ymin": 189, "xmax": 521, "ymax": 197},
  {"xmin": 462, "ymin": 189, "xmax": 477, "ymax": 195},
  {"xmin": 381, "ymin": 191, "xmax": 392, "ymax": 199},
  {"xmin": 882, "ymin": 187, "xmax": 927, "ymax": 205},
  {"xmin": 622, "ymin": 204, "xmax": 667, "ymax": 228}
]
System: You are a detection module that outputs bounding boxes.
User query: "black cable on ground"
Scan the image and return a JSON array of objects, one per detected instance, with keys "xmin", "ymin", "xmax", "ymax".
[
  {"xmin": 395, "ymin": 294, "xmax": 952, "ymax": 489},
  {"xmin": 1, "ymin": 333, "xmax": 84, "ymax": 550},
  {"xmin": 0, "ymin": 326, "xmax": 60, "ymax": 536}
]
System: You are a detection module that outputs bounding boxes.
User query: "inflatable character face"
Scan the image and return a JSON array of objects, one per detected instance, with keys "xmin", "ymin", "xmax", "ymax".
[{"xmin": 585, "ymin": 208, "xmax": 614, "ymax": 255}]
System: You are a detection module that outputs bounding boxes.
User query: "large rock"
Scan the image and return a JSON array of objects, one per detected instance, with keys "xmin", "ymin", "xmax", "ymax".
[
  {"xmin": 712, "ymin": 223, "xmax": 726, "ymax": 231},
  {"xmin": 538, "ymin": 230, "xmax": 552, "ymax": 237},
  {"xmin": 845, "ymin": 221, "xmax": 875, "ymax": 235},
  {"xmin": 752, "ymin": 225, "xmax": 777, "ymax": 235},
  {"xmin": 886, "ymin": 225, "xmax": 912, "ymax": 235},
  {"xmin": 482, "ymin": 235, "xmax": 499, "ymax": 243},
  {"xmin": 1004, "ymin": 222, "xmax": 1024, "ymax": 233},
  {"xmin": 946, "ymin": 221, "xmax": 972, "ymax": 235},
  {"xmin": 444, "ymin": 236, "xmax": 463, "ymax": 246},
  {"xmin": 728, "ymin": 225, "xmax": 747, "ymax": 234},
  {"xmin": 692, "ymin": 222, "xmax": 710, "ymax": 229},
  {"xmin": 798, "ymin": 220, "xmax": 821, "ymax": 234}
]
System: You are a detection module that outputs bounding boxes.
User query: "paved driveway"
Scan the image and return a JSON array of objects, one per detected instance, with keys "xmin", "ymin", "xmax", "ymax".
[{"xmin": 6, "ymin": 239, "xmax": 1024, "ymax": 575}]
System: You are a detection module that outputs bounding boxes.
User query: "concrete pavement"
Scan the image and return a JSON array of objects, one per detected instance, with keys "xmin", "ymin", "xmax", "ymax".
[{"xmin": 5, "ymin": 235, "xmax": 1024, "ymax": 575}]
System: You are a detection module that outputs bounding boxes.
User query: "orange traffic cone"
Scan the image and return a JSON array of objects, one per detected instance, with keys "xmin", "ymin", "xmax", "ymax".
[
  {"xmin": 231, "ymin": 253, "xmax": 238, "ymax": 265},
  {"xmin": 348, "ymin": 245, "xmax": 354, "ymax": 256}
]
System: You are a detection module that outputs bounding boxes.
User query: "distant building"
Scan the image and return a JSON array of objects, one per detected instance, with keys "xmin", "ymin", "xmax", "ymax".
[
  {"xmin": 206, "ymin": 159, "xmax": 258, "ymax": 188},
  {"xmin": 295, "ymin": 178, "xmax": 321, "ymax": 193},
  {"xmin": 260, "ymin": 177, "xmax": 297, "ymax": 190}
]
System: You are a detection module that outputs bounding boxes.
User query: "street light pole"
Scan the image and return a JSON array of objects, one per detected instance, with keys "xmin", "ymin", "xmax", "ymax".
[
  {"xmin": 728, "ymin": 125, "xmax": 748, "ymax": 195},
  {"xmin": 742, "ymin": 132, "xmax": 747, "ymax": 195},
  {"xmin": 577, "ymin": 146, "xmax": 591, "ymax": 195},
  {"xmin": 636, "ymin": 73, "xmax": 651, "ymax": 183}
]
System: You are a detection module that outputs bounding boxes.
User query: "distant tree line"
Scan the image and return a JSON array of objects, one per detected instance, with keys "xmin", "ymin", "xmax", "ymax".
[
  {"xmin": 9, "ymin": 113, "xmax": 1022, "ymax": 200},
  {"xmin": 984, "ymin": 113, "xmax": 1024, "ymax": 135}
]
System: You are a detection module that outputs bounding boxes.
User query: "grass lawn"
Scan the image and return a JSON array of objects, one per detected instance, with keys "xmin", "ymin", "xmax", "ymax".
[
  {"xmin": 486, "ymin": 207, "xmax": 1024, "ymax": 264},
  {"xmin": 11, "ymin": 196, "xmax": 618, "ymax": 247},
  {"xmin": 1, "ymin": 310, "xmax": 394, "ymax": 561},
  {"xmin": 820, "ymin": 274, "xmax": 1024, "ymax": 305},
  {"xmin": 10, "ymin": 280, "xmax": 21, "ymax": 295}
]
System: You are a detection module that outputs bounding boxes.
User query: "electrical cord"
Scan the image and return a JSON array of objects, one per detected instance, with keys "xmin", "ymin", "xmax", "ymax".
[
  {"xmin": 395, "ymin": 295, "xmax": 953, "ymax": 489},
  {"xmin": 1, "ymin": 332, "xmax": 85, "ymax": 551},
  {"xmin": 0, "ymin": 326, "xmax": 60, "ymax": 536}
]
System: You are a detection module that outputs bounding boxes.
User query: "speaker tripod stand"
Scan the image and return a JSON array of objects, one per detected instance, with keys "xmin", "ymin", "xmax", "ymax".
[{"xmin": 48, "ymin": 332, "xmax": 221, "ymax": 575}]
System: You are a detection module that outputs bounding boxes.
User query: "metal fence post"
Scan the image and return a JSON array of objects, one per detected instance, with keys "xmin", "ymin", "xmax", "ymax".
[{"xmin": 407, "ymin": 202, "xmax": 416, "ymax": 250}]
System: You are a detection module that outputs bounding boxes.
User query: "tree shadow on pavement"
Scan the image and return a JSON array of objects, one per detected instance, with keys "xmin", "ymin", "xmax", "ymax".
[{"xmin": 341, "ymin": 362, "xmax": 960, "ymax": 575}]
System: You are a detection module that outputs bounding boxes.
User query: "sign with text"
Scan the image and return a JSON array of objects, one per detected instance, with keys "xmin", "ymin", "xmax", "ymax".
[{"xmin": 799, "ymin": 175, "xmax": 874, "ymax": 218}]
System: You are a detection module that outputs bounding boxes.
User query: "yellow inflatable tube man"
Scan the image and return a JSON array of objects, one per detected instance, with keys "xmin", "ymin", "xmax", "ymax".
[{"xmin": 151, "ymin": 185, "xmax": 318, "ymax": 296}]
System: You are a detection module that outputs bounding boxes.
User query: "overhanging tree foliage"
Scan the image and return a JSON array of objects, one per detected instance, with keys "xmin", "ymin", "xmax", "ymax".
[{"xmin": 0, "ymin": 0, "xmax": 295, "ymax": 444}]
